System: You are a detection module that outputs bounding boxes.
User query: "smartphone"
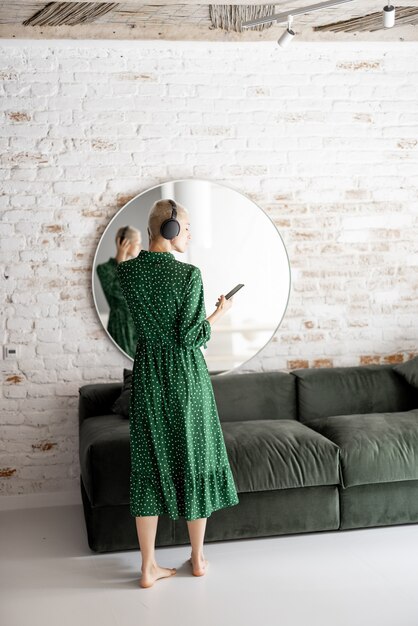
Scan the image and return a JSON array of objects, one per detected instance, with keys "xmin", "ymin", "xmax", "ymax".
[{"xmin": 225, "ymin": 284, "xmax": 244, "ymax": 300}]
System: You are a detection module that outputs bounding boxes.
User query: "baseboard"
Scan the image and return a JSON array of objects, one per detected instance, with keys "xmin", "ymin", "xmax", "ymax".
[{"xmin": 0, "ymin": 489, "xmax": 81, "ymax": 511}]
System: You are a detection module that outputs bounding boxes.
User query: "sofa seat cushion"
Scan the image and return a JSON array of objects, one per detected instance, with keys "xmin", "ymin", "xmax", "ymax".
[
  {"xmin": 221, "ymin": 419, "xmax": 340, "ymax": 492},
  {"xmin": 80, "ymin": 416, "xmax": 340, "ymax": 506},
  {"xmin": 80, "ymin": 415, "xmax": 130, "ymax": 506},
  {"xmin": 307, "ymin": 409, "xmax": 418, "ymax": 488}
]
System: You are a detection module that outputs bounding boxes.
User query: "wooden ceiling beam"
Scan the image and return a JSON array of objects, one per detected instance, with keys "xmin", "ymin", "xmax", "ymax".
[
  {"xmin": 0, "ymin": 0, "xmax": 416, "ymax": 39},
  {"xmin": 2, "ymin": 0, "xmax": 285, "ymax": 5},
  {"xmin": 1, "ymin": 20, "xmax": 416, "ymax": 39},
  {"xmin": 6, "ymin": 0, "xmax": 415, "ymax": 5}
]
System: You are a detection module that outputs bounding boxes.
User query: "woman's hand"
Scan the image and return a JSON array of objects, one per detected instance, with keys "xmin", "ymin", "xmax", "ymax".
[
  {"xmin": 215, "ymin": 294, "xmax": 233, "ymax": 315},
  {"xmin": 115, "ymin": 236, "xmax": 131, "ymax": 263}
]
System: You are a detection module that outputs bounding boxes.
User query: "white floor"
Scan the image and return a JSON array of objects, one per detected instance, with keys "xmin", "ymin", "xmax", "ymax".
[{"xmin": 1, "ymin": 504, "xmax": 418, "ymax": 626}]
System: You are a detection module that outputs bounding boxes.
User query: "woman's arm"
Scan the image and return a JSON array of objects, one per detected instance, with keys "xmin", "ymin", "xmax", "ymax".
[
  {"xmin": 206, "ymin": 294, "xmax": 232, "ymax": 326},
  {"xmin": 178, "ymin": 267, "xmax": 211, "ymax": 350},
  {"xmin": 97, "ymin": 261, "xmax": 125, "ymax": 304},
  {"xmin": 178, "ymin": 267, "xmax": 233, "ymax": 350}
]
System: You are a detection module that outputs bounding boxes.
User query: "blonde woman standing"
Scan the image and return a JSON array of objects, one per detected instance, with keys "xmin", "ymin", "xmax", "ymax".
[
  {"xmin": 116, "ymin": 199, "xmax": 239, "ymax": 588},
  {"xmin": 96, "ymin": 225, "xmax": 141, "ymax": 358}
]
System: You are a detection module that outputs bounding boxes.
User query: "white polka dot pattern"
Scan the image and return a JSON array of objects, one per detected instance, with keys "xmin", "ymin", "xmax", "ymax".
[{"xmin": 115, "ymin": 249, "xmax": 239, "ymax": 520}]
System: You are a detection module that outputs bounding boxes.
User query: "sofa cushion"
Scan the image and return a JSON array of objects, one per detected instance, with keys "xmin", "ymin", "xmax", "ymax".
[
  {"xmin": 111, "ymin": 368, "xmax": 132, "ymax": 418},
  {"xmin": 110, "ymin": 369, "xmax": 298, "ymax": 422},
  {"xmin": 211, "ymin": 371, "xmax": 297, "ymax": 422},
  {"xmin": 394, "ymin": 356, "xmax": 418, "ymax": 389},
  {"xmin": 79, "ymin": 383, "xmax": 123, "ymax": 426},
  {"xmin": 307, "ymin": 409, "xmax": 418, "ymax": 488},
  {"xmin": 221, "ymin": 419, "xmax": 340, "ymax": 492},
  {"xmin": 291, "ymin": 364, "xmax": 418, "ymax": 424},
  {"xmin": 79, "ymin": 415, "xmax": 130, "ymax": 506},
  {"xmin": 79, "ymin": 415, "xmax": 340, "ymax": 507}
]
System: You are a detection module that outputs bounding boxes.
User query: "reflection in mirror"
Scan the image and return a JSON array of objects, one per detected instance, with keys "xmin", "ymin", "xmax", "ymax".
[
  {"xmin": 92, "ymin": 179, "xmax": 291, "ymax": 373},
  {"xmin": 96, "ymin": 225, "xmax": 142, "ymax": 358}
]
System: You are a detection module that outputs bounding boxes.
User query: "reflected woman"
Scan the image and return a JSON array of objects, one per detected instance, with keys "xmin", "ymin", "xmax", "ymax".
[{"xmin": 96, "ymin": 226, "xmax": 141, "ymax": 359}]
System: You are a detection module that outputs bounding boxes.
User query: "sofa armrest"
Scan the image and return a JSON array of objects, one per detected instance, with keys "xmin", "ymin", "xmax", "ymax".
[{"xmin": 78, "ymin": 383, "xmax": 123, "ymax": 427}]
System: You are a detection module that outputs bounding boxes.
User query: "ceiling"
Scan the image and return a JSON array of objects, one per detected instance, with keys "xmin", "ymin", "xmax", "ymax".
[{"xmin": 0, "ymin": 0, "xmax": 417, "ymax": 41}]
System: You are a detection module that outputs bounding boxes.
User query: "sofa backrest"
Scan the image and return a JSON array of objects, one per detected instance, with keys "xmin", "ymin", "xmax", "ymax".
[
  {"xmin": 291, "ymin": 364, "xmax": 418, "ymax": 424},
  {"xmin": 78, "ymin": 383, "xmax": 123, "ymax": 427},
  {"xmin": 78, "ymin": 372, "xmax": 297, "ymax": 425},
  {"xmin": 210, "ymin": 371, "xmax": 297, "ymax": 422}
]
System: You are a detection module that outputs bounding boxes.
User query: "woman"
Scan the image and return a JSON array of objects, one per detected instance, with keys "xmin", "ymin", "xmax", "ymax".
[
  {"xmin": 96, "ymin": 226, "xmax": 141, "ymax": 358},
  {"xmin": 116, "ymin": 199, "xmax": 239, "ymax": 589}
]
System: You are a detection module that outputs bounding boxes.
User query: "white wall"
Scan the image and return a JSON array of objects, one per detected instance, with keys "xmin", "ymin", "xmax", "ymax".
[{"xmin": 1, "ymin": 39, "xmax": 417, "ymax": 500}]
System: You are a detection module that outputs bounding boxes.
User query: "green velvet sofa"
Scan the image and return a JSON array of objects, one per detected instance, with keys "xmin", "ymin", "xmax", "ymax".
[{"xmin": 78, "ymin": 361, "xmax": 418, "ymax": 553}]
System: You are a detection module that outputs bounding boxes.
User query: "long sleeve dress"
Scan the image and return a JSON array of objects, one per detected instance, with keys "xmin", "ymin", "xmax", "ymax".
[
  {"xmin": 115, "ymin": 249, "xmax": 239, "ymax": 521},
  {"xmin": 96, "ymin": 257, "xmax": 138, "ymax": 359}
]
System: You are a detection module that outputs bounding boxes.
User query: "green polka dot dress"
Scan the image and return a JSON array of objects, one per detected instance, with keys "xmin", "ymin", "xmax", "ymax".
[
  {"xmin": 115, "ymin": 249, "xmax": 239, "ymax": 521},
  {"xmin": 96, "ymin": 257, "xmax": 138, "ymax": 359}
]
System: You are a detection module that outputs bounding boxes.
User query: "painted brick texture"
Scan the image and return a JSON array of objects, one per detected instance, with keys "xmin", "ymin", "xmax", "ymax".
[{"xmin": 0, "ymin": 40, "xmax": 417, "ymax": 497}]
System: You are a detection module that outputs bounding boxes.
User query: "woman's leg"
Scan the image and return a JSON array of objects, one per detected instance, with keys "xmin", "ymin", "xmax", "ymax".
[
  {"xmin": 136, "ymin": 515, "xmax": 177, "ymax": 588},
  {"xmin": 186, "ymin": 517, "xmax": 209, "ymax": 576}
]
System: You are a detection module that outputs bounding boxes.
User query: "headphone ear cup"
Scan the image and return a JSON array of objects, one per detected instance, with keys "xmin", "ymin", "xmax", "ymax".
[
  {"xmin": 160, "ymin": 218, "xmax": 180, "ymax": 240},
  {"xmin": 160, "ymin": 199, "xmax": 180, "ymax": 239}
]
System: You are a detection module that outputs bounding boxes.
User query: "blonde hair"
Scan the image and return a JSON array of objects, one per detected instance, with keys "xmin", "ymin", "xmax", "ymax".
[
  {"xmin": 147, "ymin": 199, "xmax": 188, "ymax": 241},
  {"xmin": 115, "ymin": 225, "xmax": 140, "ymax": 243}
]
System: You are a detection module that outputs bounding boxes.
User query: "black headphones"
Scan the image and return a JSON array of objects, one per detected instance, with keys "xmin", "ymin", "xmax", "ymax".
[{"xmin": 159, "ymin": 199, "xmax": 181, "ymax": 240}]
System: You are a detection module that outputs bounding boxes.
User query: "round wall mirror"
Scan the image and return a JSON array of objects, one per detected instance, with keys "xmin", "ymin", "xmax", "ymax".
[{"xmin": 92, "ymin": 179, "xmax": 291, "ymax": 373}]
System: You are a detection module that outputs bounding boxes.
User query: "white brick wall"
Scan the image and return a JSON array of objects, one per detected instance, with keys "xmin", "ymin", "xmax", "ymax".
[{"xmin": 1, "ymin": 39, "xmax": 417, "ymax": 498}]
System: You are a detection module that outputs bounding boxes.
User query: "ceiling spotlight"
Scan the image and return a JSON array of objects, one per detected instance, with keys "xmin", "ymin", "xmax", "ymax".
[
  {"xmin": 278, "ymin": 15, "xmax": 295, "ymax": 48},
  {"xmin": 242, "ymin": 0, "xmax": 356, "ymax": 30},
  {"xmin": 383, "ymin": 3, "xmax": 395, "ymax": 27}
]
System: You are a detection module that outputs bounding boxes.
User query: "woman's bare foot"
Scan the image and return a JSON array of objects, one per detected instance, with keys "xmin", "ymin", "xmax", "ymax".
[
  {"xmin": 189, "ymin": 553, "xmax": 209, "ymax": 576},
  {"xmin": 139, "ymin": 563, "xmax": 177, "ymax": 588}
]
